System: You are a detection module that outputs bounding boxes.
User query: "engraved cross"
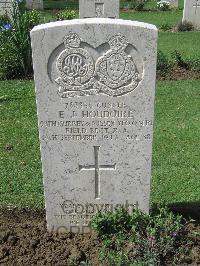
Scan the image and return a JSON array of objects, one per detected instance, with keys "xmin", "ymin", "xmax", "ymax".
[
  {"xmin": 79, "ymin": 146, "xmax": 116, "ymax": 199},
  {"xmin": 193, "ymin": 0, "xmax": 200, "ymax": 14},
  {"xmin": 95, "ymin": 3, "xmax": 104, "ymax": 17}
]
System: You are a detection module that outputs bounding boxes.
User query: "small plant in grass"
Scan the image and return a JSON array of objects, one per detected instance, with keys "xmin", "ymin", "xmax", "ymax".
[
  {"xmin": 157, "ymin": 50, "xmax": 173, "ymax": 77},
  {"xmin": 171, "ymin": 50, "xmax": 190, "ymax": 69},
  {"xmin": 159, "ymin": 23, "xmax": 171, "ymax": 31},
  {"xmin": 177, "ymin": 21, "xmax": 194, "ymax": 32},
  {"xmin": 91, "ymin": 206, "xmax": 184, "ymax": 265},
  {"xmin": 157, "ymin": 1, "xmax": 170, "ymax": 11},
  {"xmin": 188, "ymin": 57, "xmax": 200, "ymax": 72},
  {"xmin": 56, "ymin": 9, "xmax": 76, "ymax": 21},
  {"xmin": 0, "ymin": 0, "xmax": 40, "ymax": 79}
]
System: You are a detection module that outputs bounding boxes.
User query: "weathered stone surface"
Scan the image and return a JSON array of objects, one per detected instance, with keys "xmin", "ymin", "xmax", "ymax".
[
  {"xmin": 183, "ymin": 0, "xmax": 200, "ymax": 29},
  {"xmin": 31, "ymin": 19, "xmax": 157, "ymax": 233},
  {"xmin": 26, "ymin": 0, "xmax": 43, "ymax": 10},
  {"xmin": 79, "ymin": 0, "xmax": 119, "ymax": 18},
  {"xmin": 168, "ymin": 0, "xmax": 178, "ymax": 8},
  {"xmin": 0, "ymin": 0, "xmax": 13, "ymax": 17}
]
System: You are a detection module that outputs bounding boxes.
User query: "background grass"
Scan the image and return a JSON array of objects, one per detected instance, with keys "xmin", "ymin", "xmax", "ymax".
[
  {"xmin": 0, "ymin": 80, "xmax": 199, "ymax": 209},
  {"xmin": 158, "ymin": 32, "xmax": 200, "ymax": 59},
  {"xmin": 0, "ymin": 81, "xmax": 43, "ymax": 209},
  {"xmin": 152, "ymin": 80, "xmax": 200, "ymax": 204},
  {"xmin": 121, "ymin": 10, "xmax": 183, "ymax": 28}
]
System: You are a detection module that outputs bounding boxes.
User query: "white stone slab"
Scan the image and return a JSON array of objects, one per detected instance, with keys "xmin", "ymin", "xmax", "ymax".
[
  {"xmin": 31, "ymin": 18, "xmax": 157, "ymax": 233},
  {"xmin": 79, "ymin": 0, "xmax": 119, "ymax": 18},
  {"xmin": 183, "ymin": 0, "xmax": 200, "ymax": 29},
  {"xmin": 0, "ymin": 0, "xmax": 13, "ymax": 17},
  {"xmin": 168, "ymin": 0, "xmax": 178, "ymax": 8},
  {"xmin": 26, "ymin": 0, "xmax": 43, "ymax": 10}
]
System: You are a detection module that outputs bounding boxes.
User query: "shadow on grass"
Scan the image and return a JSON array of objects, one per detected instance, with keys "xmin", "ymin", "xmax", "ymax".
[
  {"xmin": 152, "ymin": 202, "xmax": 200, "ymax": 220},
  {"xmin": 169, "ymin": 202, "xmax": 200, "ymax": 220}
]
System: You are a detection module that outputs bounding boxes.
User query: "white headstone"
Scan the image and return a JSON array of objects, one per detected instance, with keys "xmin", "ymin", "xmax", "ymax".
[
  {"xmin": 79, "ymin": 0, "xmax": 119, "ymax": 18},
  {"xmin": 183, "ymin": 0, "xmax": 200, "ymax": 29},
  {"xmin": 31, "ymin": 18, "xmax": 157, "ymax": 233},
  {"xmin": 26, "ymin": 0, "xmax": 43, "ymax": 10},
  {"xmin": 0, "ymin": 0, "xmax": 13, "ymax": 17},
  {"xmin": 168, "ymin": 0, "xmax": 178, "ymax": 8}
]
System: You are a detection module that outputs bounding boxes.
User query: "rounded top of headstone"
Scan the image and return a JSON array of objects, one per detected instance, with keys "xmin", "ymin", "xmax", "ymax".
[{"xmin": 31, "ymin": 19, "xmax": 158, "ymax": 35}]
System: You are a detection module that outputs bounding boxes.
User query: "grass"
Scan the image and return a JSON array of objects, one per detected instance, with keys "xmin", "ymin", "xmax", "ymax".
[
  {"xmin": 158, "ymin": 32, "xmax": 200, "ymax": 59},
  {"xmin": 40, "ymin": 8, "xmax": 183, "ymax": 27},
  {"xmin": 0, "ymin": 80, "xmax": 200, "ymax": 209},
  {"xmin": 152, "ymin": 80, "xmax": 200, "ymax": 204},
  {"xmin": 0, "ymin": 81, "xmax": 43, "ymax": 209},
  {"xmin": 121, "ymin": 9, "xmax": 183, "ymax": 28}
]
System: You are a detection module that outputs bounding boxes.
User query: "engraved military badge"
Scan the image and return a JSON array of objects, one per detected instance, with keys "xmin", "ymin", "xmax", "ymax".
[
  {"xmin": 54, "ymin": 32, "xmax": 142, "ymax": 98},
  {"xmin": 55, "ymin": 32, "xmax": 95, "ymax": 97},
  {"xmin": 95, "ymin": 34, "xmax": 141, "ymax": 97}
]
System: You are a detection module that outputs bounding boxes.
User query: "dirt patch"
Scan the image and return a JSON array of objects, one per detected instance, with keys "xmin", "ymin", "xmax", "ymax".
[
  {"xmin": 157, "ymin": 67, "xmax": 200, "ymax": 81},
  {"xmin": 0, "ymin": 209, "xmax": 101, "ymax": 265},
  {"xmin": 0, "ymin": 209, "xmax": 199, "ymax": 265}
]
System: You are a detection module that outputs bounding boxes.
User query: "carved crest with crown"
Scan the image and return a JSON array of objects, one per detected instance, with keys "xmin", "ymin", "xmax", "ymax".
[{"xmin": 55, "ymin": 32, "xmax": 142, "ymax": 98}]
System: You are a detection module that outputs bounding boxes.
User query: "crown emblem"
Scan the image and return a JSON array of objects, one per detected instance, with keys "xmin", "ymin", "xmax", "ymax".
[
  {"xmin": 64, "ymin": 32, "xmax": 81, "ymax": 48},
  {"xmin": 108, "ymin": 34, "xmax": 128, "ymax": 51}
]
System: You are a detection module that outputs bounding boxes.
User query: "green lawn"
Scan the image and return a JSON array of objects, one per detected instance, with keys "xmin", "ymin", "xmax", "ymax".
[
  {"xmin": 158, "ymin": 32, "xmax": 200, "ymax": 59},
  {"xmin": 0, "ymin": 81, "xmax": 43, "ymax": 209},
  {"xmin": 121, "ymin": 9, "xmax": 183, "ymax": 28},
  {"xmin": 0, "ymin": 80, "xmax": 199, "ymax": 209},
  {"xmin": 152, "ymin": 80, "xmax": 200, "ymax": 205}
]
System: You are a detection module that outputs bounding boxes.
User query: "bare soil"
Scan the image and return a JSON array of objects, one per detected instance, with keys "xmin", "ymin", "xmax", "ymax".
[
  {"xmin": 0, "ymin": 209, "xmax": 101, "ymax": 265},
  {"xmin": 157, "ymin": 67, "xmax": 200, "ymax": 81},
  {"xmin": 0, "ymin": 208, "xmax": 199, "ymax": 266}
]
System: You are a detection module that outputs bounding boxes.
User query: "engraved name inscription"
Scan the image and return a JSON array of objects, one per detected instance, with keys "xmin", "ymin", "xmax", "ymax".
[{"xmin": 40, "ymin": 101, "xmax": 152, "ymax": 142}]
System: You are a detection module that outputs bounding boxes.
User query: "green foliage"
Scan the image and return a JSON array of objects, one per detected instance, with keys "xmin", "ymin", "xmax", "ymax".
[
  {"xmin": 177, "ymin": 21, "xmax": 194, "ymax": 32},
  {"xmin": 188, "ymin": 57, "xmax": 200, "ymax": 72},
  {"xmin": 0, "ymin": 31, "xmax": 22, "ymax": 79},
  {"xmin": 159, "ymin": 23, "xmax": 171, "ymax": 31},
  {"xmin": 171, "ymin": 50, "xmax": 190, "ymax": 69},
  {"xmin": 172, "ymin": 52, "xmax": 200, "ymax": 72},
  {"xmin": 56, "ymin": 9, "xmax": 76, "ymax": 21},
  {"xmin": 0, "ymin": 14, "xmax": 9, "ymax": 25},
  {"xmin": 0, "ymin": 1, "xmax": 40, "ymax": 79},
  {"xmin": 122, "ymin": 0, "xmax": 150, "ymax": 11},
  {"xmin": 91, "ymin": 208, "xmax": 134, "ymax": 237},
  {"xmin": 157, "ymin": 50, "xmax": 173, "ymax": 77},
  {"xmin": 91, "ymin": 207, "xmax": 184, "ymax": 265},
  {"xmin": 135, "ymin": 207, "xmax": 183, "ymax": 265}
]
